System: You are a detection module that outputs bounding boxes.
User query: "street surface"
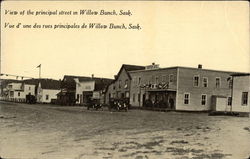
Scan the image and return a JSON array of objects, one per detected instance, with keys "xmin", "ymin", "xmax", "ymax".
[{"xmin": 0, "ymin": 101, "xmax": 249, "ymax": 159}]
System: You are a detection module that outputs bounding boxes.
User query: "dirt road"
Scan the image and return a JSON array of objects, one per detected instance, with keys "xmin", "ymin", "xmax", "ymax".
[{"xmin": 0, "ymin": 101, "xmax": 249, "ymax": 159}]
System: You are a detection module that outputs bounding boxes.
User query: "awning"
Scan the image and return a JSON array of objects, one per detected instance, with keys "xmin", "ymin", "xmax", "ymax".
[{"xmin": 145, "ymin": 89, "xmax": 176, "ymax": 92}]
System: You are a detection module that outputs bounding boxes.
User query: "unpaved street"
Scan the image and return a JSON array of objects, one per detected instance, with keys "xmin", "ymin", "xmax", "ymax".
[{"xmin": 0, "ymin": 101, "xmax": 249, "ymax": 159}]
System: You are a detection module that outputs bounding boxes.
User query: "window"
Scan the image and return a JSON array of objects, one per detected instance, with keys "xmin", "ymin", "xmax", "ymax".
[
  {"xmin": 228, "ymin": 80, "xmax": 233, "ymax": 89},
  {"xmin": 124, "ymin": 79, "xmax": 128, "ymax": 89},
  {"xmin": 162, "ymin": 75, "xmax": 166, "ymax": 82},
  {"xmin": 113, "ymin": 85, "xmax": 116, "ymax": 90},
  {"xmin": 46, "ymin": 95, "xmax": 49, "ymax": 100},
  {"xmin": 76, "ymin": 94, "xmax": 79, "ymax": 101},
  {"xmin": 201, "ymin": 94, "xmax": 207, "ymax": 105},
  {"xmin": 29, "ymin": 87, "xmax": 31, "ymax": 90},
  {"xmin": 203, "ymin": 77, "xmax": 208, "ymax": 87},
  {"xmin": 184, "ymin": 93, "xmax": 190, "ymax": 105},
  {"xmin": 10, "ymin": 91, "xmax": 14, "ymax": 97},
  {"xmin": 169, "ymin": 74, "xmax": 174, "ymax": 83},
  {"xmin": 138, "ymin": 93, "xmax": 141, "ymax": 102},
  {"xmin": 18, "ymin": 92, "xmax": 20, "ymax": 97},
  {"xmin": 133, "ymin": 94, "xmax": 135, "ymax": 102},
  {"xmin": 119, "ymin": 80, "xmax": 122, "ymax": 88},
  {"xmin": 121, "ymin": 93, "xmax": 125, "ymax": 98},
  {"xmin": 138, "ymin": 77, "xmax": 141, "ymax": 84},
  {"xmin": 155, "ymin": 77, "xmax": 159, "ymax": 84},
  {"xmin": 125, "ymin": 91, "xmax": 130, "ymax": 98},
  {"xmin": 193, "ymin": 75, "xmax": 199, "ymax": 87},
  {"xmin": 9, "ymin": 85, "xmax": 13, "ymax": 89},
  {"xmin": 227, "ymin": 97, "xmax": 232, "ymax": 106},
  {"xmin": 215, "ymin": 77, "xmax": 221, "ymax": 88},
  {"xmin": 242, "ymin": 92, "xmax": 248, "ymax": 106}
]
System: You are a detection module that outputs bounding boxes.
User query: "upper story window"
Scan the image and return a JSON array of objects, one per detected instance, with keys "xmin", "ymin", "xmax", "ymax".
[
  {"xmin": 118, "ymin": 80, "xmax": 122, "ymax": 88},
  {"xmin": 46, "ymin": 95, "xmax": 49, "ymax": 100},
  {"xmin": 227, "ymin": 97, "xmax": 232, "ymax": 106},
  {"xmin": 155, "ymin": 77, "xmax": 159, "ymax": 84},
  {"xmin": 18, "ymin": 92, "xmax": 20, "ymax": 97},
  {"xmin": 242, "ymin": 92, "xmax": 248, "ymax": 106},
  {"xmin": 162, "ymin": 75, "xmax": 166, "ymax": 82},
  {"xmin": 124, "ymin": 79, "xmax": 128, "ymax": 89},
  {"xmin": 215, "ymin": 77, "xmax": 221, "ymax": 88},
  {"xmin": 113, "ymin": 84, "xmax": 116, "ymax": 90},
  {"xmin": 29, "ymin": 87, "xmax": 31, "ymax": 90},
  {"xmin": 228, "ymin": 79, "xmax": 233, "ymax": 89},
  {"xmin": 169, "ymin": 74, "xmax": 174, "ymax": 83},
  {"xmin": 138, "ymin": 77, "xmax": 141, "ymax": 85},
  {"xmin": 202, "ymin": 77, "xmax": 208, "ymax": 87},
  {"xmin": 193, "ymin": 75, "xmax": 199, "ymax": 87}
]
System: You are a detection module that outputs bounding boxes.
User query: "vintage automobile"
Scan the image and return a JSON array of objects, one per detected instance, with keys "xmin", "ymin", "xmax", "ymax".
[
  {"xmin": 26, "ymin": 94, "xmax": 36, "ymax": 104},
  {"xmin": 109, "ymin": 98, "xmax": 129, "ymax": 112},
  {"xmin": 87, "ymin": 98, "xmax": 103, "ymax": 111}
]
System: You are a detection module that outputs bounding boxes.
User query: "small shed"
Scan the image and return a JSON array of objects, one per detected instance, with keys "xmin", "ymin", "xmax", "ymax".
[{"xmin": 211, "ymin": 95, "xmax": 228, "ymax": 112}]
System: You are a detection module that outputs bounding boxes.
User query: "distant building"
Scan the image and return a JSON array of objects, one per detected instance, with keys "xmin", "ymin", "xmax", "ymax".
[
  {"xmin": 105, "ymin": 64, "xmax": 145, "ymax": 105},
  {"xmin": 129, "ymin": 64, "xmax": 243, "ymax": 111},
  {"xmin": 75, "ymin": 76, "xmax": 112, "ymax": 105},
  {"xmin": 4, "ymin": 82, "xmax": 35, "ymax": 102},
  {"xmin": 36, "ymin": 79, "xmax": 61, "ymax": 103},
  {"xmin": 231, "ymin": 73, "xmax": 250, "ymax": 115},
  {"xmin": 58, "ymin": 75, "xmax": 112, "ymax": 106}
]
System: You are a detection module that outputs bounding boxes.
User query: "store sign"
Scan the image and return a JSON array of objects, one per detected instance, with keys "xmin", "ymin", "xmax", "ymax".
[
  {"xmin": 82, "ymin": 81, "xmax": 95, "ymax": 91},
  {"xmin": 140, "ymin": 82, "xmax": 169, "ymax": 89},
  {"xmin": 92, "ymin": 91, "xmax": 100, "ymax": 99},
  {"xmin": 145, "ymin": 64, "xmax": 159, "ymax": 70}
]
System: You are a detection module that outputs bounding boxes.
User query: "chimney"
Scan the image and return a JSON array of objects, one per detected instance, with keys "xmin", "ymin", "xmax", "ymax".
[
  {"xmin": 152, "ymin": 62, "xmax": 155, "ymax": 65},
  {"xmin": 91, "ymin": 74, "xmax": 94, "ymax": 78},
  {"xmin": 198, "ymin": 64, "xmax": 202, "ymax": 69}
]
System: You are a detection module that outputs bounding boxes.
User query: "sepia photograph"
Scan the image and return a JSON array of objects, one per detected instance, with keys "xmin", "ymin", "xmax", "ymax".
[{"xmin": 0, "ymin": 1, "xmax": 249, "ymax": 159}]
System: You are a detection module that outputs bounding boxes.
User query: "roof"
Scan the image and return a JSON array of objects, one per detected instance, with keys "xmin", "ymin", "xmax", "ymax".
[
  {"xmin": 115, "ymin": 64, "xmax": 145, "ymax": 80},
  {"xmin": 129, "ymin": 66, "xmax": 247, "ymax": 74},
  {"xmin": 62, "ymin": 75, "xmax": 113, "ymax": 91},
  {"xmin": 231, "ymin": 73, "xmax": 250, "ymax": 77},
  {"xmin": 24, "ymin": 78, "xmax": 60, "ymax": 90},
  {"xmin": 63, "ymin": 75, "xmax": 113, "ymax": 82}
]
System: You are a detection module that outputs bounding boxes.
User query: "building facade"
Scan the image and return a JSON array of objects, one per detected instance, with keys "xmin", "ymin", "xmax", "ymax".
[
  {"xmin": 5, "ymin": 82, "xmax": 35, "ymax": 102},
  {"xmin": 231, "ymin": 74, "xmax": 250, "ymax": 114},
  {"xmin": 36, "ymin": 79, "xmax": 61, "ymax": 103},
  {"xmin": 59, "ymin": 75, "xmax": 112, "ymax": 106},
  {"xmin": 105, "ymin": 64, "xmax": 145, "ymax": 105},
  {"xmin": 129, "ymin": 65, "xmax": 238, "ymax": 111}
]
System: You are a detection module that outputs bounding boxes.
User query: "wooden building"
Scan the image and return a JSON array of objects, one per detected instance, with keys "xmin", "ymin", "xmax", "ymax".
[
  {"xmin": 129, "ymin": 64, "xmax": 243, "ymax": 112},
  {"xmin": 105, "ymin": 64, "xmax": 145, "ymax": 105}
]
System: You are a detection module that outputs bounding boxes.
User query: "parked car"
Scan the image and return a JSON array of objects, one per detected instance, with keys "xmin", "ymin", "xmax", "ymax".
[{"xmin": 87, "ymin": 98, "xmax": 103, "ymax": 111}]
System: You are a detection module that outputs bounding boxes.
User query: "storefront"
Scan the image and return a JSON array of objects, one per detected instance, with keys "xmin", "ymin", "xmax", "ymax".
[{"xmin": 141, "ymin": 89, "xmax": 176, "ymax": 110}]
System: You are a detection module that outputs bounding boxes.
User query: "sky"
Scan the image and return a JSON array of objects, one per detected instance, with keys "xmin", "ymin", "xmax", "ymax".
[{"xmin": 1, "ymin": 1, "xmax": 249, "ymax": 80}]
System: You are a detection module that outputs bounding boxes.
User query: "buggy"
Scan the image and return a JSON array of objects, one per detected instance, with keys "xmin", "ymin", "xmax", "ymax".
[{"xmin": 109, "ymin": 98, "xmax": 129, "ymax": 112}]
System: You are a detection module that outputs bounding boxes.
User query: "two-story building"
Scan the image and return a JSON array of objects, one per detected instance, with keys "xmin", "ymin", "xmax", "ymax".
[
  {"xmin": 58, "ymin": 75, "xmax": 112, "ymax": 106},
  {"xmin": 129, "ymin": 64, "xmax": 240, "ymax": 112},
  {"xmin": 105, "ymin": 64, "xmax": 145, "ymax": 105},
  {"xmin": 5, "ymin": 82, "xmax": 36, "ymax": 102},
  {"xmin": 74, "ymin": 76, "xmax": 112, "ymax": 105}
]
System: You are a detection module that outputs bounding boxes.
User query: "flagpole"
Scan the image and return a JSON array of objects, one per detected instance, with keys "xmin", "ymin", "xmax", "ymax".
[{"xmin": 39, "ymin": 66, "xmax": 41, "ymax": 79}]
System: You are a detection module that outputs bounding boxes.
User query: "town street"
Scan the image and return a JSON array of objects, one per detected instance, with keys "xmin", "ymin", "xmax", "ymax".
[{"xmin": 0, "ymin": 101, "xmax": 249, "ymax": 159}]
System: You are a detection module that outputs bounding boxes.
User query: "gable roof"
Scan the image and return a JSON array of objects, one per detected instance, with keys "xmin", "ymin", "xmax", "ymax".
[
  {"xmin": 24, "ymin": 78, "xmax": 60, "ymax": 90},
  {"xmin": 115, "ymin": 64, "xmax": 145, "ymax": 80},
  {"xmin": 62, "ymin": 75, "xmax": 113, "ymax": 91}
]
